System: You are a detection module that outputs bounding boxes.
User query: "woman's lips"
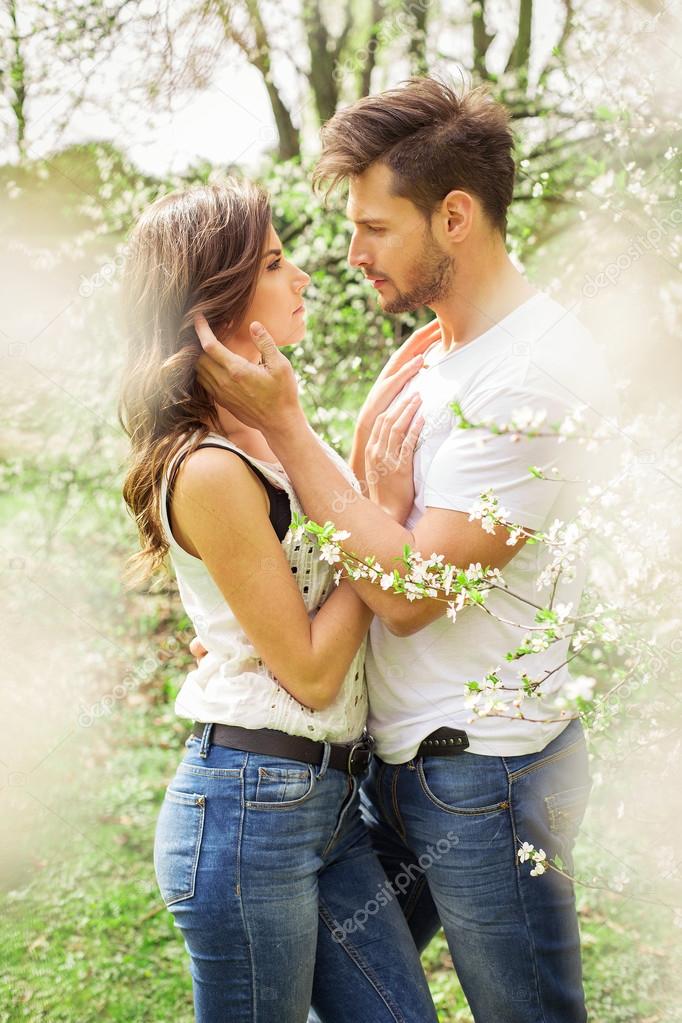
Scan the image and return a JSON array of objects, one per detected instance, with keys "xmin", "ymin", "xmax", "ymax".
[{"xmin": 293, "ymin": 304, "xmax": 305, "ymax": 316}]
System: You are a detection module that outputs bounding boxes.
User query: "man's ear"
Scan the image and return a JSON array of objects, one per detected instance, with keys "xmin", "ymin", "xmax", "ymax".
[{"xmin": 435, "ymin": 190, "xmax": 475, "ymax": 246}]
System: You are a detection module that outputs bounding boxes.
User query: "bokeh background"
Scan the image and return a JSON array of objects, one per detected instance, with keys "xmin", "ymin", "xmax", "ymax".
[{"xmin": 1, "ymin": 1, "xmax": 681, "ymax": 1020}]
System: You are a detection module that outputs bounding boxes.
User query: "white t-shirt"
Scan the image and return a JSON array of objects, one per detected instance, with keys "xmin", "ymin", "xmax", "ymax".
[{"xmin": 366, "ymin": 291, "xmax": 618, "ymax": 762}]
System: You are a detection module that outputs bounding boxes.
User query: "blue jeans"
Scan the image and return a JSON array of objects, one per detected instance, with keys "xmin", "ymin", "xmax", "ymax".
[
  {"xmin": 360, "ymin": 717, "xmax": 592, "ymax": 1023},
  {"xmin": 153, "ymin": 725, "xmax": 438, "ymax": 1023}
]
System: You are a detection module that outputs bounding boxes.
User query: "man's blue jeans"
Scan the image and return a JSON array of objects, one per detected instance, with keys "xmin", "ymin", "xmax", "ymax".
[
  {"xmin": 153, "ymin": 727, "xmax": 438, "ymax": 1022},
  {"xmin": 359, "ymin": 717, "xmax": 592, "ymax": 1023}
]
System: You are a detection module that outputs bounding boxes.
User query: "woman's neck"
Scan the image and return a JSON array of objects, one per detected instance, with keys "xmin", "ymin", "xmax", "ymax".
[{"xmin": 210, "ymin": 406, "xmax": 280, "ymax": 465}]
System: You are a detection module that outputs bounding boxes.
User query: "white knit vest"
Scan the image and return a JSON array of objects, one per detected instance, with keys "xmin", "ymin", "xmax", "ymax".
[{"xmin": 159, "ymin": 431, "xmax": 368, "ymax": 743}]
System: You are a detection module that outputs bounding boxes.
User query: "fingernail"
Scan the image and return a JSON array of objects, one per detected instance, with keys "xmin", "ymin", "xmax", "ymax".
[{"xmin": 250, "ymin": 321, "xmax": 265, "ymax": 335}]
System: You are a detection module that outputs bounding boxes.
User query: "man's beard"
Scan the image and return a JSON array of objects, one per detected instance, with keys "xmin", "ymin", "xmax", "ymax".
[{"xmin": 381, "ymin": 230, "xmax": 454, "ymax": 314}]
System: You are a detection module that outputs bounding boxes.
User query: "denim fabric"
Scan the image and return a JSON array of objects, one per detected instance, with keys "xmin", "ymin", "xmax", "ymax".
[
  {"xmin": 359, "ymin": 717, "xmax": 592, "ymax": 1023},
  {"xmin": 153, "ymin": 728, "xmax": 438, "ymax": 1023}
]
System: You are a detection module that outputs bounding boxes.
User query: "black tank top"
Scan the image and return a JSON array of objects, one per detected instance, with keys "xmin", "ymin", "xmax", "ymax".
[{"xmin": 166, "ymin": 442, "xmax": 292, "ymax": 543}]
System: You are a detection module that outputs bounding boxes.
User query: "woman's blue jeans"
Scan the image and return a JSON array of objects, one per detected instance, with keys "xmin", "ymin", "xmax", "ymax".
[{"xmin": 153, "ymin": 725, "xmax": 438, "ymax": 1023}]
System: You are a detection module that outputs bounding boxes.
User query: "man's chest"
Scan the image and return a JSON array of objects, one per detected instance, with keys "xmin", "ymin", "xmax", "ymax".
[{"xmin": 395, "ymin": 369, "xmax": 470, "ymax": 523}]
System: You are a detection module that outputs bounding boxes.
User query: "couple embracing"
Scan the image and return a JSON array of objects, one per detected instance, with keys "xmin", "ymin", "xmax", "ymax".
[{"xmin": 121, "ymin": 75, "xmax": 614, "ymax": 1023}]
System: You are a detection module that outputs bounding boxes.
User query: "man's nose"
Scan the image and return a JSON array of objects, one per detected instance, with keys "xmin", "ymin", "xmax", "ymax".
[{"xmin": 348, "ymin": 234, "xmax": 370, "ymax": 269}]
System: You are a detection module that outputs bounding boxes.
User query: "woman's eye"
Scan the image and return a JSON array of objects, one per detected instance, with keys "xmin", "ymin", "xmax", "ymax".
[{"xmin": 267, "ymin": 259, "xmax": 282, "ymax": 272}]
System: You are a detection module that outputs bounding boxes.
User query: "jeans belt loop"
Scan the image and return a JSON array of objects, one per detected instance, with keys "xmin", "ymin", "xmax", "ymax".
[
  {"xmin": 317, "ymin": 740, "xmax": 332, "ymax": 780},
  {"xmin": 198, "ymin": 722, "xmax": 213, "ymax": 759}
]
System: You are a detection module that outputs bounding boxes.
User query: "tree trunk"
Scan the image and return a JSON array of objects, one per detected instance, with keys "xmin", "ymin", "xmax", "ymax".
[
  {"xmin": 7, "ymin": 0, "xmax": 27, "ymax": 159},
  {"xmin": 302, "ymin": 0, "xmax": 340, "ymax": 124},
  {"xmin": 263, "ymin": 75, "xmax": 301, "ymax": 160},
  {"xmin": 506, "ymin": 0, "xmax": 533, "ymax": 81},
  {"xmin": 359, "ymin": 0, "xmax": 383, "ymax": 98},
  {"xmin": 472, "ymin": 0, "xmax": 495, "ymax": 78},
  {"xmin": 242, "ymin": 0, "xmax": 301, "ymax": 160},
  {"xmin": 408, "ymin": 0, "xmax": 429, "ymax": 75}
]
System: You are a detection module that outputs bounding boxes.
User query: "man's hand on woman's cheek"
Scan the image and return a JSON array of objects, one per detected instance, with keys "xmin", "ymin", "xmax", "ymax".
[{"xmin": 194, "ymin": 315, "xmax": 303, "ymax": 433}]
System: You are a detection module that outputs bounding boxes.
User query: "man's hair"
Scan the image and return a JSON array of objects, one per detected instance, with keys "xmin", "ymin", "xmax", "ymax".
[{"xmin": 313, "ymin": 77, "xmax": 516, "ymax": 235}]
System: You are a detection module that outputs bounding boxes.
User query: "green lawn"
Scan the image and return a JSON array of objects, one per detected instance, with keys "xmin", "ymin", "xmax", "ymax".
[{"xmin": 1, "ymin": 697, "xmax": 679, "ymax": 1023}]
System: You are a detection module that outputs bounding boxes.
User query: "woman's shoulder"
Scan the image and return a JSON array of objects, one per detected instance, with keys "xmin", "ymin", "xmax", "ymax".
[{"xmin": 175, "ymin": 440, "xmax": 265, "ymax": 498}]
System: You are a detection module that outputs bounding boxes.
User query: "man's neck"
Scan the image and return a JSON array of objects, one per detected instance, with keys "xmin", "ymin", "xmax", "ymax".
[{"xmin": 431, "ymin": 244, "xmax": 537, "ymax": 353}]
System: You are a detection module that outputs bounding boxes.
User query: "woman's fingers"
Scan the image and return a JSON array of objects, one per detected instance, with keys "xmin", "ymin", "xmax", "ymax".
[
  {"xmin": 372, "ymin": 356, "xmax": 424, "ymax": 414},
  {"xmin": 372, "ymin": 393, "xmax": 422, "ymax": 466},
  {"xmin": 384, "ymin": 319, "xmax": 440, "ymax": 375},
  {"xmin": 398, "ymin": 414, "xmax": 426, "ymax": 466},
  {"xmin": 387, "ymin": 394, "xmax": 423, "ymax": 455}
]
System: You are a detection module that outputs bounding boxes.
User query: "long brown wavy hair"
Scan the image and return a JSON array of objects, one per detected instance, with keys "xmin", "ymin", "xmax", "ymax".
[{"xmin": 119, "ymin": 178, "xmax": 271, "ymax": 585}]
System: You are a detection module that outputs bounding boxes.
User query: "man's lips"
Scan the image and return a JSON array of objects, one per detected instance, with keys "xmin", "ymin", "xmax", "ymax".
[{"xmin": 365, "ymin": 276, "xmax": 388, "ymax": 289}]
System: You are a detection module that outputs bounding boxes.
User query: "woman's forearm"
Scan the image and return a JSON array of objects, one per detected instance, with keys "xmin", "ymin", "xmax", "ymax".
[
  {"xmin": 304, "ymin": 581, "xmax": 372, "ymax": 709},
  {"xmin": 349, "ymin": 418, "xmax": 371, "ymax": 497}
]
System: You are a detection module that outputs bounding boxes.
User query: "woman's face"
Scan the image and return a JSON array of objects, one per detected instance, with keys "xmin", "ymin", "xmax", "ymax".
[{"xmin": 230, "ymin": 224, "xmax": 310, "ymax": 351}]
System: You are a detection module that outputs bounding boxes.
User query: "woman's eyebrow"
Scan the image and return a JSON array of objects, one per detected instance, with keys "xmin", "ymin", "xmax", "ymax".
[{"xmin": 262, "ymin": 247, "xmax": 282, "ymax": 258}]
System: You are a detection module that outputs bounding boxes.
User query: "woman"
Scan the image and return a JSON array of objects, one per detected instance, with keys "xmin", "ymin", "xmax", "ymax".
[{"xmin": 119, "ymin": 179, "xmax": 435, "ymax": 1023}]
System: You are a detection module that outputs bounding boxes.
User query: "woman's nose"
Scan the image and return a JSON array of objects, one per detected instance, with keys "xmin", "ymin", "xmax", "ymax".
[{"xmin": 295, "ymin": 269, "xmax": 311, "ymax": 291}]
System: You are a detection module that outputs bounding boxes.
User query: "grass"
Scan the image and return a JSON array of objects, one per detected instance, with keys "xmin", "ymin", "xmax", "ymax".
[{"xmin": 1, "ymin": 692, "xmax": 679, "ymax": 1023}]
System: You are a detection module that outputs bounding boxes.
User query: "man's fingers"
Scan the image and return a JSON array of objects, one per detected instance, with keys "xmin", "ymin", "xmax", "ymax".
[
  {"xmin": 194, "ymin": 314, "xmax": 241, "ymax": 370},
  {"xmin": 196, "ymin": 354, "xmax": 227, "ymax": 395},
  {"xmin": 250, "ymin": 321, "xmax": 281, "ymax": 369},
  {"xmin": 189, "ymin": 636, "xmax": 208, "ymax": 661}
]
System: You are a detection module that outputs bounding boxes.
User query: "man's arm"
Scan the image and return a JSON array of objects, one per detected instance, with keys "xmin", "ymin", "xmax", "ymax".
[{"xmin": 266, "ymin": 410, "xmax": 521, "ymax": 635}]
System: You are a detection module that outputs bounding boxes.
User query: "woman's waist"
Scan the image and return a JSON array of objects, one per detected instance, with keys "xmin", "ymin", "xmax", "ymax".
[{"xmin": 175, "ymin": 655, "xmax": 368, "ymax": 743}]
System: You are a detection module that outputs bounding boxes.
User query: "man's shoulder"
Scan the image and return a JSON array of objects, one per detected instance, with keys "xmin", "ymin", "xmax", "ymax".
[{"xmin": 461, "ymin": 293, "xmax": 617, "ymax": 421}]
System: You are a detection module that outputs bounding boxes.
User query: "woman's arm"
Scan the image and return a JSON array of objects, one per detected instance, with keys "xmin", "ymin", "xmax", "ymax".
[{"xmin": 171, "ymin": 447, "xmax": 372, "ymax": 712}]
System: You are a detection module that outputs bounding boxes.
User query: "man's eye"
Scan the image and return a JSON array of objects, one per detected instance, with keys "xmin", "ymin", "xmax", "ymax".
[
  {"xmin": 367, "ymin": 226, "xmax": 383, "ymax": 234},
  {"xmin": 267, "ymin": 259, "xmax": 282, "ymax": 272}
]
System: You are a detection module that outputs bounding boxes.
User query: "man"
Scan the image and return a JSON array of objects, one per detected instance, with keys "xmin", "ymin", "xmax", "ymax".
[{"xmin": 192, "ymin": 77, "xmax": 617, "ymax": 1022}]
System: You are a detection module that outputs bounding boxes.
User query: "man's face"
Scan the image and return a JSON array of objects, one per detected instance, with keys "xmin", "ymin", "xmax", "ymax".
[{"xmin": 346, "ymin": 162, "xmax": 454, "ymax": 314}]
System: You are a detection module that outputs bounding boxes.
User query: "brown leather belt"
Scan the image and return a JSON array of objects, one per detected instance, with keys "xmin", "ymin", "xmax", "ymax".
[{"xmin": 191, "ymin": 722, "xmax": 374, "ymax": 776}]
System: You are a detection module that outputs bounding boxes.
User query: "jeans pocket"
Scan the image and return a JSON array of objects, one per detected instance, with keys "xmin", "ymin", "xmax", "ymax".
[
  {"xmin": 153, "ymin": 787, "xmax": 206, "ymax": 906},
  {"xmin": 245, "ymin": 761, "xmax": 316, "ymax": 811},
  {"xmin": 417, "ymin": 758, "xmax": 509, "ymax": 815},
  {"xmin": 545, "ymin": 784, "xmax": 591, "ymax": 839}
]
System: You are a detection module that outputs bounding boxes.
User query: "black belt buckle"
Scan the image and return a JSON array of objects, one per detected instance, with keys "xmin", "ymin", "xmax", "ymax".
[{"xmin": 347, "ymin": 732, "xmax": 374, "ymax": 775}]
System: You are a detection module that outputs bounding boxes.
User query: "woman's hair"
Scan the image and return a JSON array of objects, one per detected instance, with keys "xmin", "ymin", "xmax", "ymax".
[
  {"xmin": 119, "ymin": 178, "xmax": 271, "ymax": 585},
  {"xmin": 313, "ymin": 76, "xmax": 515, "ymax": 235}
]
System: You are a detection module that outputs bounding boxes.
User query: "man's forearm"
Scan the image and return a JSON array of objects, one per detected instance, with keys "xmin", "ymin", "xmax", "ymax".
[{"xmin": 268, "ymin": 411, "xmax": 417, "ymax": 620}]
